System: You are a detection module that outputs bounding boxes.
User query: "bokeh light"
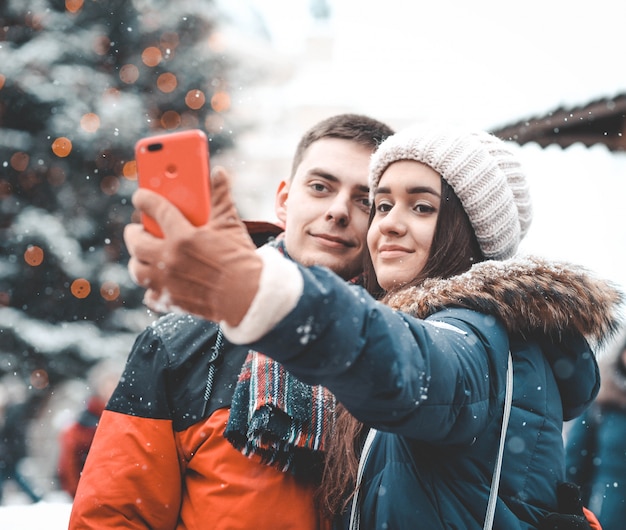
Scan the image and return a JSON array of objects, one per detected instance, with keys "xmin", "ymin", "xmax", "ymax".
[
  {"xmin": 24, "ymin": 245, "xmax": 44, "ymax": 266},
  {"xmin": 0, "ymin": 74, "xmax": 5, "ymax": 90},
  {"xmin": 160, "ymin": 32, "xmax": 180, "ymax": 54},
  {"xmin": 160, "ymin": 110, "xmax": 182, "ymax": 129},
  {"xmin": 52, "ymin": 137, "xmax": 72, "ymax": 157},
  {"xmin": 141, "ymin": 46, "xmax": 162, "ymax": 67},
  {"xmin": 180, "ymin": 112, "xmax": 200, "ymax": 129},
  {"xmin": 205, "ymin": 113, "xmax": 225, "ymax": 131},
  {"xmin": 123, "ymin": 160, "xmax": 137, "ymax": 180},
  {"xmin": 119, "ymin": 64, "xmax": 140, "ymax": 84},
  {"xmin": 157, "ymin": 72, "xmax": 177, "ymax": 93},
  {"xmin": 207, "ymin": 32, "xmax": 226, "ymax": 53},
  {"xmin": 71, "ymin": 278, "xmax": 91, "ymax": 299},
  {"xmin": 48, "ymin": 166, "xmax": 66, "ymax": 186},
  {"xmin": 80, "ymin": 112, "xmax": 101, "ymax": 133},
  {"xmin": 100, "ymin": 281, "xmax": 120, "ymax": 301},
  {"xmin": 211, "ymin": 91, "xmax": 230, "ymax": 113},
  {"xmin": 0, "ymin": 291, "xmax": 9, "ymax": 307},
  {"xmin": 30, "ymin": 369, "xmax": 49, "ymax": 390},
  {"xmin": 10, "ymin": 151, "xmax": 29, "ymax": 171},
  {"xmin": 185, "ymin": 89, "xmax": 206, "ymax": 110},
  {"xmin": 0, "ymin": 180, "xmax": 11, "ymax": 198},
  {"xmin": 93, "ymin": 35, "xmax": 110, "ymax": 55},
  {"xmin": 100, "ymin": 175, "xmax": 120, "ymax": 195},
  {"xmin": 18, "ymin": 171, "xmax": 39, "ymax": 191},
  {"xmin": 65, "ymin": 0, "xmax": 84, "ymax": 13}
]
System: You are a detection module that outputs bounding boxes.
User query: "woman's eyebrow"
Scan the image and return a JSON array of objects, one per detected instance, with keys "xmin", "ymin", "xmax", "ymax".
[{"xmin": 374, "ymin": 185, "xmax": 441, "ymax": 198}]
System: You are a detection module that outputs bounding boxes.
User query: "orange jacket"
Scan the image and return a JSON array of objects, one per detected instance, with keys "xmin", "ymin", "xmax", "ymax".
[
  {"xmin": 70, "ymin": 408, "xmax": 329, "ymax": 529},
  {"xmin": 69, "ymin": 307, "xmax": 330, "ymax": 529}
]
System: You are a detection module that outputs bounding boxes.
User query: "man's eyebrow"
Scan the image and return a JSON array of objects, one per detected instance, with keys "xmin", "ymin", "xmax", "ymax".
[
  {"xmin": 374, "ymin": 185, "xmax": 441, "ymax": 198},
  {"xmin": 308, "ymin": 169, "xmax": 369, "ymax": 193}
]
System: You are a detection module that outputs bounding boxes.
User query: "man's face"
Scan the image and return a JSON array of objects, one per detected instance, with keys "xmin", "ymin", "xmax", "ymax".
[{"xmin": 275, "ymin": 138, "xmax": 373, "ymax": 280}]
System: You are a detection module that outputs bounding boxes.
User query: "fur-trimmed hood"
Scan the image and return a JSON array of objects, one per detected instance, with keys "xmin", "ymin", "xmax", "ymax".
[{"xmin": 385, "ymin": 256, "xmax": 624, "ymax": 350}]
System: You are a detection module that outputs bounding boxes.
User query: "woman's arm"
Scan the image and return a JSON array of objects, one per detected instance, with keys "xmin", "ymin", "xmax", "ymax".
[{"xmin": 224, "ymin": 254, "xmax": 509, "ymax": 444}]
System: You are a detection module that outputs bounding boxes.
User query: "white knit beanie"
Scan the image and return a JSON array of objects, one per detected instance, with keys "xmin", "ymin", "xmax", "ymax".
[{"xmin": 369, "ymin": 124, "xmax": 532, "ymax": 260}]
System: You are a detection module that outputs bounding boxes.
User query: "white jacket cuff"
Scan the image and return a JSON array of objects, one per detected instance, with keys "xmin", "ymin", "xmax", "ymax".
[{"xmin": 221, "ymin": 245, "xmax": 304, "ymax": 344}]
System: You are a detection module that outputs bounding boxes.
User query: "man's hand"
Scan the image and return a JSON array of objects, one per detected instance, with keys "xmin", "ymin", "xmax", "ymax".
[{"xmin": 124, "ymin": 166, "xmax": 263, "ymax": 326}]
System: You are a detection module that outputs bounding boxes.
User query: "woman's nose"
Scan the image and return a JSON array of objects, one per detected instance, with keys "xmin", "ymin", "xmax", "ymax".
[{"xmin": 377, "ymin": 207, "xmax": 407, "ymax": 236}]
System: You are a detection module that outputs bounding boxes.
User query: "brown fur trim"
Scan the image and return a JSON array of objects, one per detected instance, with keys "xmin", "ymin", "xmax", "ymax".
[{"xmin": 384, "ymin": 256, "xmax": 624, "ymax": 346}]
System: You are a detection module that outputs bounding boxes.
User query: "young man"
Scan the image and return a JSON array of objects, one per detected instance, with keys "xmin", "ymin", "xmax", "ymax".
[{"xmin": 69, "ymin": 114, "xmax": 395, "ymax": 530}]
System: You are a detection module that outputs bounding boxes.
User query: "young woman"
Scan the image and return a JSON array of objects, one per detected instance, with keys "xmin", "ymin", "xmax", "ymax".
[{"xmin": 125, "ymin": 124, "xmax": 619, "ymax": 529}]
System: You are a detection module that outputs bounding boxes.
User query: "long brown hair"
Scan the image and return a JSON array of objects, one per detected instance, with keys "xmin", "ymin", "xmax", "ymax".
[{"xmin": 317, "ymin": 177, "xmax": 484, "ymax": 517}]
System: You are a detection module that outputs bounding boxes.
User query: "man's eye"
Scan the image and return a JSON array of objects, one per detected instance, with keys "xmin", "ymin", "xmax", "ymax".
[{"xmin": 311, "ymin": 183, "xmax": 328, "ymax": 192}]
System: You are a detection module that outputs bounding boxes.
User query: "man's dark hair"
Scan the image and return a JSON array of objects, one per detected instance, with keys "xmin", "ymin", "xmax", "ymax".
[{"xmin": 290, "ymin": 114, "xmax": 395, "ymax": 179}]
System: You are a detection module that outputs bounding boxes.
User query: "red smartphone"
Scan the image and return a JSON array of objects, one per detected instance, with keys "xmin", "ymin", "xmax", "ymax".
[{"xmin": 134, "ymin": 129, "xmax": 211, "ymax": 237}]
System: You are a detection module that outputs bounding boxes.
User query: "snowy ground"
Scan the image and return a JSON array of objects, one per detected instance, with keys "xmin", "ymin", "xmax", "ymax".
[{"xmin": 0, "ymin": 496, "xmax": 71, "ymax": 530}]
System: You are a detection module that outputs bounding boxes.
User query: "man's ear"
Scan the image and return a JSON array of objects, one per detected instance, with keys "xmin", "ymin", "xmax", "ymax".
[{"xmin": 274, "ymin": 180, "xmax": 289, "ymax": 224}]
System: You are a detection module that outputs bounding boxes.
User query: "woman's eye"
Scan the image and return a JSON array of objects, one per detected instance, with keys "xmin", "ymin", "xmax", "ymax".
[
  {"xmin": 375, "ymin": 201, "xmax": 392, "ymax": 213},
  {"xmin": 414, "ymin": 203, "xmax": 436, "ymax": 214}
]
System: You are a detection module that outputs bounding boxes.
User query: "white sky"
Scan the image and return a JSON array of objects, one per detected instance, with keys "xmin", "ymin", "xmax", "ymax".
[{"xmin": 244, "ymin": 0, "xmax": 626, "ymax": 289}]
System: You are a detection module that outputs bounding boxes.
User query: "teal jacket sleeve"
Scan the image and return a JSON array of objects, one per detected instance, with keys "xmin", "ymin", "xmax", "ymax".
[{"xmin": 249, "ymin": 264, "xmax": 510, "ymax": 445}]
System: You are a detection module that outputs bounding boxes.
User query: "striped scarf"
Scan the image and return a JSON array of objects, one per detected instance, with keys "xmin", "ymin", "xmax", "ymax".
[{"xmin": 225, "ymin": 239, "xmax": 359, "ymax": 480}]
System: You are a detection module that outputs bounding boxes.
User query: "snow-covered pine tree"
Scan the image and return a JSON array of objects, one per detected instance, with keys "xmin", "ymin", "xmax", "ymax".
[{"xmin": 0, "ymin": 0, "xmax": 247, "ymax": 385}]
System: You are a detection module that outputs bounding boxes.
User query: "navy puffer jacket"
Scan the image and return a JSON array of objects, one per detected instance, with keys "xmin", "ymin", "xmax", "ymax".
[{"xmin": 246, "ymin": 256, "xmax": 622, "ymax": 529}]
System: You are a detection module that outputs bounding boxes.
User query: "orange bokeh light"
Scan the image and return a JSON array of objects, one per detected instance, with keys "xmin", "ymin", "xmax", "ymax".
[
  {"xmin": 52, "ymin": 137, "xmax": 72, "ymax": 158},
  {"xmin": 211, "ymin": 91, "xmax": 231, "ymax": 113},
  {"xmin": 24, "ymin": 246, "xmax": 44, "ymax": 266},
  {"xmin": 10, "ymin": 152, "xmax": 29, "ymax": 172},
  {"xmin": 100, "ymin": 281, "xmax": 120, "ymax": 301},
  {"xmin": 0, "ymin": 74, "xmax": 5, "ymax": 90},
  {"xmin": 157, "ymin": 72, "xmax": 177, "ymax": 93},
  {"xmin": 185, "ymin": 89, "xmax": 206, "ymax": 110},
  {"xmin": 80, "ymin": 112, "xmax": 101, "ymax": 133},
  {"xmin": 65, "ymin": 0, "xmax": 84, "ymax": 13},
  {"xmin": 123, "ymin": 160, "xmax": 137, "ymax": 180},
  {"xmin": 119, "ymin": 64, "xmax": 140, "ymax": 84},
  {"xmin": 160, "ymin": 110, "xmax": 182, "ymax": 129},
  {"xmin": 71, "ymin": 278, "xmax": 91, "ymax": 299},
  {"xmin": 142, "ymin": 46, "xmax": 162, "ymax": 67}
]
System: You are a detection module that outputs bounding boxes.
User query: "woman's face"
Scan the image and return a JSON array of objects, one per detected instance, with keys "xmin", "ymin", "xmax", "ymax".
[{"xmin": 367, "ymin": 160, "xmax": 442, "ymax": 291}]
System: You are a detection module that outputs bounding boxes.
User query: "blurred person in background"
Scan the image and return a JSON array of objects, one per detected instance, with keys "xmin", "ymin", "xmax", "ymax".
[
  {"xmin": 566, "ymin": 324, "xmax": 626, "ymax": 529},
  {"xmin": 56, "ymin": 359, "xmax": 122, "ymax": 498}
]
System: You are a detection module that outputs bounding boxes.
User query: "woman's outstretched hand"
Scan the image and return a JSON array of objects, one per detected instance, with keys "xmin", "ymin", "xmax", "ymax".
[{"xmin": 124, "ymin": 166, "xmax": 263, "ymax": 326}]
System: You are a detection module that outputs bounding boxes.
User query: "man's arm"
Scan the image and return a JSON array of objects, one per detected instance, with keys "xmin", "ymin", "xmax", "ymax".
[
  {"xmin": 69, "ymin": 329, "xmax": 183, "ymax": 530},
  {"xmin": 69, "ymin": 412, "xmax": 182, "ymax": 529}
]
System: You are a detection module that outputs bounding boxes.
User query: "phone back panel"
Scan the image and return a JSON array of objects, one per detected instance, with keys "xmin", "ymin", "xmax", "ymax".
[{"xmin": 135, "ymin": 129, "xmax": 211, "ymax": 237}]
